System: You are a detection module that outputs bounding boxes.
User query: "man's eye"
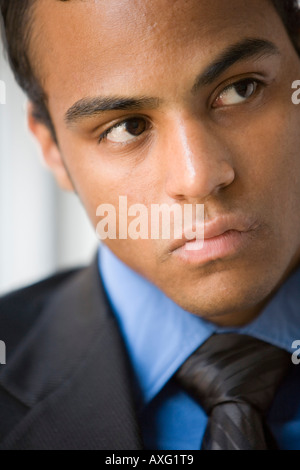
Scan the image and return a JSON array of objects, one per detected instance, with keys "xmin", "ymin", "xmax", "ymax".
[
  {"xmin": 213, "ymin": 78, "xmax": 260, "ymax": 108},
  {"xmin": 99, "ymin": 118, "xmax": 147, "ymax": 144}
]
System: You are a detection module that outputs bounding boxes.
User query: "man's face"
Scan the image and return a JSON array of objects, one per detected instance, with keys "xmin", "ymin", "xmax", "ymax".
[{"xmin": 31, "ymin": 0, "xmax": 300, "ymax": 326}]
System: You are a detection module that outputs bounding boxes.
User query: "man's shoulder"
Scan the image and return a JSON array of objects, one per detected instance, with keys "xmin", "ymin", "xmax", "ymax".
[
  {"xmin": 0, "ymin": 260, "xmax": 143, "ymax": 450},
  {"xmin": 0, "ymin": 268, "xmax": 82, "ymax": 359},
  {"xmin": 0, "ymin": 267, "xmax": 81, "ymax": 305}
]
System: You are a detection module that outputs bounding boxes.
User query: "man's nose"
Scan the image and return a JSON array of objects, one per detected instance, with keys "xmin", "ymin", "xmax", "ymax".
[{"xmin": 163, "ymin": 118, "xmax": 235, "ymax": 202}]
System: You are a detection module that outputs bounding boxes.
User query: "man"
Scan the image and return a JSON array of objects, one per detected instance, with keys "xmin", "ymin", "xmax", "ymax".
[{"xmin": 0, "ymin": 0, "xmax": 300, "ymax": 450}]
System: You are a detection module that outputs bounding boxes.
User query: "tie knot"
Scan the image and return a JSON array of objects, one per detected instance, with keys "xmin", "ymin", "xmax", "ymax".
[{"xmin": 175, "ymin": 333, "xmax": 291, "ymax": 414}]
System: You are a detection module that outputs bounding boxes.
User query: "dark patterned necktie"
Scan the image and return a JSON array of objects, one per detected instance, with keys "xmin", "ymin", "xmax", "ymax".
[{"xmin": 175, "ymin": 333, "xmax": 291, "ymax": 450}]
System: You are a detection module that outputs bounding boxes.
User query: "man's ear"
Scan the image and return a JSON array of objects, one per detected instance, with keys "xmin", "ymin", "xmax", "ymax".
[{"xmin": 27, "ymin": 102, "xmax": 74, "ymax": 192}]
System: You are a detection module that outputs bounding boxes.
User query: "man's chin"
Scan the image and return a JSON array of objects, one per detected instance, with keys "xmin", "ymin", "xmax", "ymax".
[{"xmin": 161, "ymin": 273, "xmax": 277, "ymax": 327}]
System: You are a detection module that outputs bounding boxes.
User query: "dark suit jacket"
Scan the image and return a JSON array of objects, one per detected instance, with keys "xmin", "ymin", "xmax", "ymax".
[{"xmin": 0, "ymin": 256, "xmax": 143, "ymax": 450}]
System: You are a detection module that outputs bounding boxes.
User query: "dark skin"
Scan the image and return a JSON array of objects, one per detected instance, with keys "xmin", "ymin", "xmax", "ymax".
[{"xmin": 28, "ymin": 0, "xmax": 300, "ymax": 326}]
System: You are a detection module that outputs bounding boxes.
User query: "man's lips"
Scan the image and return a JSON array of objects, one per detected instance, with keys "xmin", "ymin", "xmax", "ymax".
[
  {"xmin": 169, "ymin": 213, "xmax": 257, "ymax": 251},
  {"xmin": 168, "ymin": 214, "xmax": 259, "ymax": 263}
]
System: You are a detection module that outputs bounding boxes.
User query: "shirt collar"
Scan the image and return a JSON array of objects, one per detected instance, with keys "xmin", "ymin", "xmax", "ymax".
[
  {"xmin": 98, "ymin": 244, "xmax": 300, "ymax": 405},
  {"xmin": 239, "ymin": 267, "xmax": 300, "ymax": 353}
]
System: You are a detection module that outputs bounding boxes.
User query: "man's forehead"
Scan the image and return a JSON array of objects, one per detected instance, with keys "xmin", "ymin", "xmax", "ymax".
[
  {"xmin": 30, "ymin": 0, "xmax": 284, "ymax": 115},
  {"xmin": 32, "ymin": 0, "xmax": 278, "ymax": 61}
]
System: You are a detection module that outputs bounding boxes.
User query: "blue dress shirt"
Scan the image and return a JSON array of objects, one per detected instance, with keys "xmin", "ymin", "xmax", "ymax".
[{"xmin": 98, "ymin": 244, "xmax": 300, "ymax": 450}]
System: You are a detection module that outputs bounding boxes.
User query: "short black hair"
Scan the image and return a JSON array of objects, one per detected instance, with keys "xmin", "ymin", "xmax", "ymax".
[{"xmin": 1, "ymin": 0, "xmax": 300, "ymax": 139}]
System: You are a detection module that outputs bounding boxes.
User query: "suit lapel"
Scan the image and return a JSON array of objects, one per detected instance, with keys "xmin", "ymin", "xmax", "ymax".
[{"xmin": 0, "ymin": 257, "xmax": 143, "ymax": 449}]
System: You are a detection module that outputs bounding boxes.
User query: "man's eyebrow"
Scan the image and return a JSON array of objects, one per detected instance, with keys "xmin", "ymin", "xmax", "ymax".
[
  {"xmin": 65, "ymin": 38, "xmax": 279, "ymax": 126},
  {"xmin": 192, "ymin": 38, "xmax": 280, "ymax": 91},
  {"xmin": 65, "ymin": 96, "xmax": 161, "ymax": 126}
]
